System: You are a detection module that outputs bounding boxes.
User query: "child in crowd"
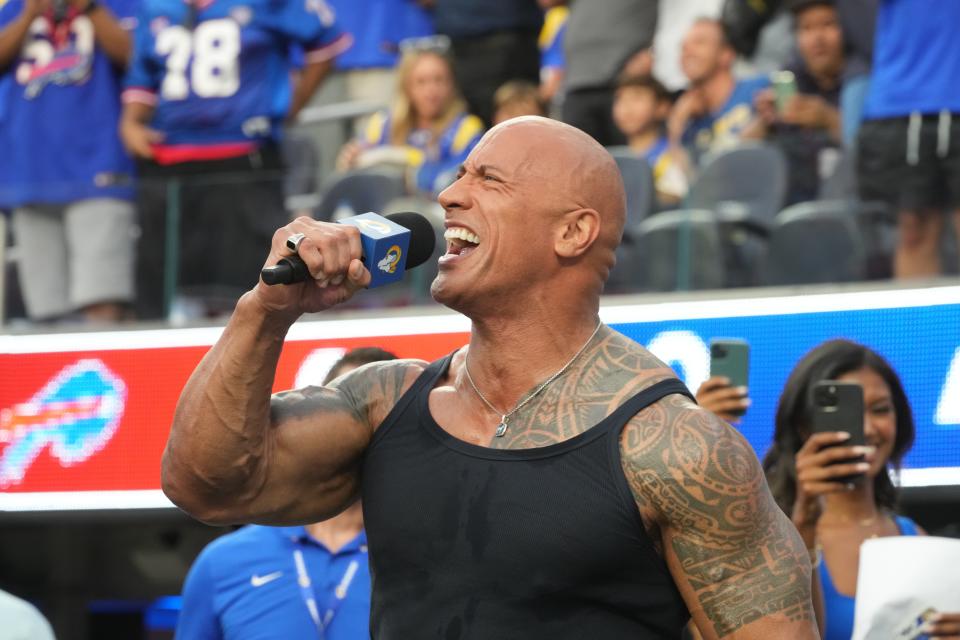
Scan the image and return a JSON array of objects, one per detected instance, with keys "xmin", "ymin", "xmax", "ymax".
[
  {"xmin": 612, "ymin": 75, "xmax": 690, "ymax": 205},
  {"xmin": 492, "ymin": 81, "xmax": 548, "ymax": 125}
]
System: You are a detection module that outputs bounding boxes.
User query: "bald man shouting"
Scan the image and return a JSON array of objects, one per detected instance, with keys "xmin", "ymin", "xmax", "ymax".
[{"xmin": 164, "ymin": 117, "xmax": 818, "ymax": 639}]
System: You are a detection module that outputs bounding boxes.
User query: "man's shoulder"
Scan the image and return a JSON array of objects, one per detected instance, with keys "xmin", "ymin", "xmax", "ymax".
[
  {"xmin": 334, "ymin": 357, "xmax": 432, "ymax": 426},
  {"xmin": 338, "ymin": 358, "xmax": 430, "ymax": 390},
  {"xmin": 202, "ymin": 525, "xmax": 279, "ymax": 557},
  {"xmin": 618, "ymin": 386, "xmax": 744, "ymax": 471},
  {"xmin": 730, "ymin": 75, "xmax": 770, "ymax": 106}
]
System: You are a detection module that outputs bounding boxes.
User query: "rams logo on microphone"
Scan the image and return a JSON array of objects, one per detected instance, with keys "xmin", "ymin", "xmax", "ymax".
[
  {"xmin": 378, "ymin": 246, "xmax": 402, "ymax": 274},
  {"xmin": 356, "ymin": 219, "xmax": 393, "ymax": 235}
]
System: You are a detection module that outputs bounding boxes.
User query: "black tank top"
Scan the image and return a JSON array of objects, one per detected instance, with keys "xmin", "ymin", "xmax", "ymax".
[{"xmin": 361, "ymin": 354, "xmax": 693, "ymax": 639}]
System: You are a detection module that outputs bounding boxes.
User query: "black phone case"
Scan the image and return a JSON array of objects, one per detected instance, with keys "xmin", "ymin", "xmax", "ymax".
[{"xmin": 811, "ymin": 381, "xmax": 865, "ymax": 483}]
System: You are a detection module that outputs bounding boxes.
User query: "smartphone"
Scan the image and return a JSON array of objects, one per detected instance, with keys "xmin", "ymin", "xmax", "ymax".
[
  {"xmin": 710, "ymin": 339, "xmax": 750, "ymax": 417},
  {"xmin": 811, "ymin": 381, "xmax": 866, "ymax": 483},
  {"xmin": 770, "ymin": 70, "xmax": 797, "ymax": 113}
]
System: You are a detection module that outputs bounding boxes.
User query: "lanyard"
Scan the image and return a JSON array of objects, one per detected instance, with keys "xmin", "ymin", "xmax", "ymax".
[{"xmin": 291, "ymin": 540, "xmax": 365, "ymax": 638}]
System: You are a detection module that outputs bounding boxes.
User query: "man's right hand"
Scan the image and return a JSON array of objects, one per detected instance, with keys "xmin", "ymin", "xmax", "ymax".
[
  {"xmin": 119, "ymin": 118, "xmax": 163, "ymax": 159},
  {"xmin": 753, "ymin": 88, "xmax": 777, "ymax": 126},
  {"xmin": 252, "ymin": 217, "xmax": 372, "ymax": 321}
]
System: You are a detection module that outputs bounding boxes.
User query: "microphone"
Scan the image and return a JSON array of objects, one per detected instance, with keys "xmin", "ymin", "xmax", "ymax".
[{"xmin": 260, "ymin": 212, "xmax": 436, "ymax": 288}]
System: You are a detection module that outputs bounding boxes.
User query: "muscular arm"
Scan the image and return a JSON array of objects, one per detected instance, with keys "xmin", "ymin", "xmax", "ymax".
[
  {"xmin": 162, "ymin": 292, "xmax": 424, "ymax": 525},
  {"xmin": 621, "ymin": 394, "xmax": 818, "ymax": 639}
]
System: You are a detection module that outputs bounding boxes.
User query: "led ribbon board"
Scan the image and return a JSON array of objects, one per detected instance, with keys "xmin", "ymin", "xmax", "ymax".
[{"xmin": 1, "ymin": 286, "xmax": 958, "ymax": 511}]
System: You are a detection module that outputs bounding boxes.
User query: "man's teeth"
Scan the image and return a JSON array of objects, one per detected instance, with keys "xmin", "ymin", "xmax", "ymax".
[{"xmin": 444, "ymin": 228, "xmax": 480, "ymax": 245}]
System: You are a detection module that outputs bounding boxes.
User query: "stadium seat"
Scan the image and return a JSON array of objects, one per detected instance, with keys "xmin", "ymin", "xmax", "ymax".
[
  {"xmin": 315, "ymin": 169, "xmax": 407, "ymax": 222},
  {"xmin": 764, "ymin": 200, "xmax": 867, "ymax": 285},
  {"xmin": 818, "ymin": 150, "xmax": 858, "ymax": 200},
  {"xmin": 613, "ymin": 209, "xmax": 726, "ymax": 292},
  {"xmin": 606, "ymin": 147, "xmax": 656, "ymax": 226},
  {"xmin": 687, "ymin": 143, "xmax": 788, "ymax": 225}
]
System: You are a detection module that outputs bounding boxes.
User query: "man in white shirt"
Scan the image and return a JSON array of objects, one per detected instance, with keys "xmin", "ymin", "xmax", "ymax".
[{"xmin": 0, "ymin": 589, "xmax": 55, "ymax": 640}]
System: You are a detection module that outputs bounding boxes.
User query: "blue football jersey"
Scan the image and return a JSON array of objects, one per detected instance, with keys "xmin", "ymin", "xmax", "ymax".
[
  {"xmin": 328, "ymin": 0, "xmax": 433, "ymax": 71},
  {"xmin": 0, "ymin": 0, "xmax": 137, "ymax": 207},
  {"xmin": 123, "ymin": 0, "xmax": 349, "ymax": 146},
  {"xmin": 539, "ymin": 5, "xmax": 567, "ymax": 72}
]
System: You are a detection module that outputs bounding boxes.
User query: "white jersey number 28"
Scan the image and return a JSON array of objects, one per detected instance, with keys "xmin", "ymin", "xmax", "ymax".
[{"xmin": 156, "ymin": 19, "xmax": 240, "ymax": 100}]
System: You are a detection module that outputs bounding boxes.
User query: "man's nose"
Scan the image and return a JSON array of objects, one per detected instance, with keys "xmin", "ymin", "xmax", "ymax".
[{"xmin": 438, "ymin": 175, "xmax": 469, "ymax": 212}]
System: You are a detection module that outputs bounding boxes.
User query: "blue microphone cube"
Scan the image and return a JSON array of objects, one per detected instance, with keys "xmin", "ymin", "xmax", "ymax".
[{"xmin": 338, "ymin": 212, "xmax": 411, "ymax": 288}]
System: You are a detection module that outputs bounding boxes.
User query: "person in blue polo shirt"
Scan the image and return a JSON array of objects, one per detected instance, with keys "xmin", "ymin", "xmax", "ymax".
[{"xmin": 175, "ymin": 347, "xmax": 396, "ymax": 640}]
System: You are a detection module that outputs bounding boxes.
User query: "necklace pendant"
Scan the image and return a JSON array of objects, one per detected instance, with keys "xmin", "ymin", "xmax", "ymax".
[{"xmin": 495, "ymin": 419, "xmax": 508, "ymax": 437}]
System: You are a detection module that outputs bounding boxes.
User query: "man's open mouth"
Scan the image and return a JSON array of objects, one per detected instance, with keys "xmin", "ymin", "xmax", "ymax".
[{"xmin": 443, "ymin": 227, "xmax": 480, "ymax": 258}]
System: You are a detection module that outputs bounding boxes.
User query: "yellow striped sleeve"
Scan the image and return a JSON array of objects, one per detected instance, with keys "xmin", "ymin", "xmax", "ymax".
[
  {"xmin": 363, "ymin": 111, "xmax": 388, "ymax": 145},
  {"xmin": 451, "ymin": 115, "xmax": 485, "ymax": 154},
  {"xmin": 539, "ymin": 6, "xmax": 570, "ymax": 50}
]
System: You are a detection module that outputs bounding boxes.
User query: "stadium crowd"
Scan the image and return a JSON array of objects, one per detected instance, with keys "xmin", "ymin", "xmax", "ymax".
[
  {"xmin": 1, "ymin": 0, "xmax": 958, "ymax": 325},
  {"xmin": 2, "ymin": 3, "xmax": 960, "ymax": 639}
]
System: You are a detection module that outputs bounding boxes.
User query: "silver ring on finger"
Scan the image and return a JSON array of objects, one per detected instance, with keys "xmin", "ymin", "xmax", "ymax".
[{"xmin": 286, "ymin": 232, "xmax": 306, "ymax": 254}]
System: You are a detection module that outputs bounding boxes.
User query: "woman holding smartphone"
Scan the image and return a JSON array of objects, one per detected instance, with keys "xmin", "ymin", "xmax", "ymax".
[{"xmin": 759, "ymin": 339, "xmax": 959, "ymax": 639}]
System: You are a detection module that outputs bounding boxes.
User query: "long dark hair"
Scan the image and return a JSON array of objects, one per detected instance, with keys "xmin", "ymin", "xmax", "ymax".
[{"xmin": 762, "ymin": 339, "xmax": 915, "ymax": 515}]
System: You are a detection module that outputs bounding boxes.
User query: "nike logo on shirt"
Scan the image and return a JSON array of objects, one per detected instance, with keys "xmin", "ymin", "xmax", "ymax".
[{"xmin": 250, "ymin": 571, "xmax": 283, "ymax": 587}]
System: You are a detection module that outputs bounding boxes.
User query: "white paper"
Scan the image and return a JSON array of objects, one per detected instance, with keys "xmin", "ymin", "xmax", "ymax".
[{"xmin": 852, "ymin": 536, "xmax": 960, "ymax": 640}]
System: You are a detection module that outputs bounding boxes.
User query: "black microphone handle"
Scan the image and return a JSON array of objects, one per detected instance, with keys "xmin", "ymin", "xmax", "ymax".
[
  {"xmin": 260, "ymin": 255, "xmax": 311, "ymax": 285},
  {"xmin": 260, "ymin": 254, "xmax": 371, "ymax": 286}
]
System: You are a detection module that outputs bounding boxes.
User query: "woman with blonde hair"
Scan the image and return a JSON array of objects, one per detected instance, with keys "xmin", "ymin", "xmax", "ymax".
[{"xmin": 337, "ymin": 41, "xmax": 484, "ymax": 195}]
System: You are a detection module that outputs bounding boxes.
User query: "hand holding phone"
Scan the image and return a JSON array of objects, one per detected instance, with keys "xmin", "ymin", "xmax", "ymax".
[
  {"xmin": 770, "ymin": 70, "xmax": 797, "ymax": 114},
  {"xmin": 704, "ymin": 339, "xmax": 750, "ymax": 420}
]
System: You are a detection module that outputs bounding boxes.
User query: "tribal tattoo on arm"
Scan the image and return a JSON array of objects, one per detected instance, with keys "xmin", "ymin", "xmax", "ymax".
[
  {"xmin": 621, "ymin": 395, "xmax": 816, "ymax": 639},
  {"xmin": 272, "ymin": 359, "xmax": 424, "ymax": 427},
  {"xmin": 256, "ymin": 359, "xmax": 426, "ymax": 522}
]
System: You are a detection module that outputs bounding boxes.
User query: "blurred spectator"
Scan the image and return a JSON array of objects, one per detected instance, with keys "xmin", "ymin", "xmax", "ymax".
[
  {"xmin": 176, "ymin": 347, "xmax": 396, "ymax": 640},
  {"xmin": 856, "ymin": 0, "xmax": 960, "ymax": 279},
  {"xmin": 667, "ymin": 18, "xmax": 767, "ymax": 162},
  {"xmin": 743, "ymin": 0, "xmax": 844, "ymax": 205},
  {"xmin": 0, "ymin": 589, "xmax": 55, "ymax": 639},
  {"xmin": 720, "ymin": 0, "xmax": 781, "ymax": 60},
  {"xmin": 537, "ymin": 0, "xmax": 567, "ymax": 107},
  {"xmin": 722, "ymin": 0, "xmax": 876, "ymax": 146},
  {"xmin": 326, "ymin": 0, "xmax": 434, "ymax": 107},
  {"xmin": 0, "ymin": 0, "xmax": 136, "ymax": 323},
  {"xmin": 120, "ymin": 0, "xmax": 348, "ymax": 320},
  {"xmin": 612, "ymin": 74, "xmax": 689, "ymax": 205},
  {"xmin": 557, "ymin": 0, "xmax": 657, "ymax": 146},
  {"xmin": 337, "ymin": 46, "xmax": 483, "ymax": 196},
  {"xmin": 834, "ymin": 0, "xmax": 875, "ymax": 146},
  {"xmin": 760, "ymin": 339, "xmax": 960, "ymax": 640},
  {"xmin": 653, "ymin": 0, "xmax": 722, "ymax": 92},
  {"xmin": 492, "ymin": 80, "xmax": 546, "ymax": 126},
  {"xmin": 427, "ymin": 0, "xmax": 541, "ymax": 126}
]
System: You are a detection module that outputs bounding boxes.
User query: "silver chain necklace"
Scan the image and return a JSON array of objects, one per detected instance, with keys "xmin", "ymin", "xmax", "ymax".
[{"xmin": 464, "ymin": 321, "xmax": 603, "ymax": 438}]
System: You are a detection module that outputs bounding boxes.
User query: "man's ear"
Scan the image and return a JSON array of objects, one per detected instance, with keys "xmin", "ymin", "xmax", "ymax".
[{"xmin": 554, "ymin": 208, "xmax": 601, "ymax": 258}]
